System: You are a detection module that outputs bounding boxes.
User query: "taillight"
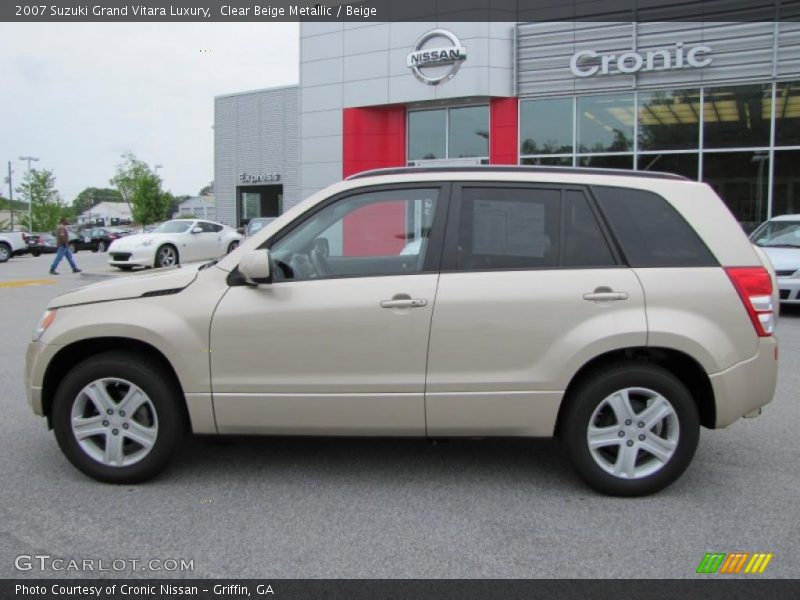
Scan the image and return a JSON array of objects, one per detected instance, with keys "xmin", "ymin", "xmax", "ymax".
[{"xmin": 725, "ymin": 267, "xmax": 775, "ymax": 337}]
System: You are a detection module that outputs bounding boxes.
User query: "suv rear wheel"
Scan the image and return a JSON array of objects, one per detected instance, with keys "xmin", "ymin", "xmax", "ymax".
[
  {"xmin": 51, "ymin": 352, "xmax": 185, "ymax": 483},
  {"xmin": 560, "ymin": 362, "xmax": 699, "ymax": 496}
]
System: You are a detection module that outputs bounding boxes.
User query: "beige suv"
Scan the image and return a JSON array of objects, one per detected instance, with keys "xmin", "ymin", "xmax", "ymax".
[{"xmin": 25, "ymin": 167, "xmax": 778, "ymax": 496}]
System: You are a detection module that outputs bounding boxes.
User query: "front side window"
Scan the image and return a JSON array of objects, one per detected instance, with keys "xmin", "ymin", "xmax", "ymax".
[
  {"xmin": 270, "ymin": 188, "xmax": 440, "ymax": 281},
  {"xmin": 154, "ymin": 221, "xmax": 192, "ymax": 234},
  {"xmin": 456, "ymin": 187, "xmax": 561, "ymax": 270}
]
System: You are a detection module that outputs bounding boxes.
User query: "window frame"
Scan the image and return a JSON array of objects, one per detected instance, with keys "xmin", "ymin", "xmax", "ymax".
[
  {"xmin": 258, "ymin": 182, "xmax": 453, "ymax": 282},
  {"xmin": 440, "ymin": 182, "xmax": 624, "ymax": 273}
]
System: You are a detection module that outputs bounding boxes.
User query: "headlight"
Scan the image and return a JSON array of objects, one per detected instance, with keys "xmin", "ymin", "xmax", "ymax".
[
  {"xmin": 138, "ymin": 238, "xmax": 155, "ymax": 247},
  {"xmin": 32, "ymin": 309, "xmax": 57, "ymax": 342}
]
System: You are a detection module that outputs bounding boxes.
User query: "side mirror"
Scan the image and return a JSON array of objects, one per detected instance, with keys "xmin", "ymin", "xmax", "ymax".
[
  {"xmin": 192, "ymin": 226, "xmax": 203, "ymax": 234},
  {"xmin": 237, "ymin": 227, "xmax": 245, "ymax": 235},
  {"xmin": 239, "ymin": 249, "xmax": 271, "ymax": 285}
]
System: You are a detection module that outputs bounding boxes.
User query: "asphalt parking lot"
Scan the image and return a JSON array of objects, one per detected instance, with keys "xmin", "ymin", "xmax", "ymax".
[{"xmin": 0, "ymin": 251, "xmax": 798, "ymax": 579}]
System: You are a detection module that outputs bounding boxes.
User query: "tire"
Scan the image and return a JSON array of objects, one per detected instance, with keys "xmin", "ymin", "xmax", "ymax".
[
  {"xmin": 560, "ymin": 362, "xmax": 700, "ymax": 497},
  {"xmin": 0, "ymin": 243, "xmax": 10, "ymax": 263},
  {"xmin": 227, "ymin": 240, "xmax": 239, "ymax": 253},
  {"xmin": 31, "ymin": 250, "xmax": 42, "ymax": 257},
  {"xmin": 69, "ymin": 242, "xmax": 78, "ymax": 253},
  {"xmin": 154, "ymin": 244, "xmax": 179, "ymax": 268},
  {"xmin": 97, "ymin": 241, "xmax": 107, "ymax": 252},
  {"xmin": 91, "ymin": 247, "xmax": 98, "ymax": 253},
  {"xmin": 51, "ymin": 351, "xmax": 185, "ymax": 483}
]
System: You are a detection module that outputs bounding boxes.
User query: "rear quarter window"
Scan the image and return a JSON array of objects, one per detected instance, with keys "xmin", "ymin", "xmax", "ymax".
[{"xmin": 592, "ymin": 186, "xmax": 718, "ymax": 267}]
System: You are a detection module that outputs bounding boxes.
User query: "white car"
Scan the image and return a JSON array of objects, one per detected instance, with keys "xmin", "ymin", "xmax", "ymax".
[
  {"xmin": 107, "ymin": 219, "xmax": 242, "ymax": 270},
  {"xmin": 750, "ymin": 214, "xmax": 800, "ymax": 303}
]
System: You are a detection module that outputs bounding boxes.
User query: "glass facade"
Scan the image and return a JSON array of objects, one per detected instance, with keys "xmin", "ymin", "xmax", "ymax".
[
  {"xmin": 408, "ymin": 105, "xmax": 489, "ymax": 163},
  {"xmin": 520, "ymin": 80, "xmax": 800, "ymax": 229}
]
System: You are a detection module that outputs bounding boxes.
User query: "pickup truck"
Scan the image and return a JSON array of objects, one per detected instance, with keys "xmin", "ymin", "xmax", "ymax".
[{"xmin": 0, "ymin": 231, "xmax": 30, "ymax": 262}]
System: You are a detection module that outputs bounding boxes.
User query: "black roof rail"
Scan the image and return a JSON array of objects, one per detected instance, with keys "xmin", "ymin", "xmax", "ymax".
[{"xmin": 346, "ymin": 165, "xmax": 689, "ymax": 182}]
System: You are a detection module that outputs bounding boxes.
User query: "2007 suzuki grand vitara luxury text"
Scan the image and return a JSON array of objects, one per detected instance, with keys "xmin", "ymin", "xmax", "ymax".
[{"xmin": 25, "ymin": 167, "xmax": 778, "ymax": 496}]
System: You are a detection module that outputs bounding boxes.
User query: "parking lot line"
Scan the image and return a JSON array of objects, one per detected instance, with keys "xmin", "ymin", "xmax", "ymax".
[{"xmin": 0, "ymin": 279, "xmax": 57, "ymax": 288}]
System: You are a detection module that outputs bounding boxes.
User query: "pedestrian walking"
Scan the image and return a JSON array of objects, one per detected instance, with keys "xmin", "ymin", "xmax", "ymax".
[{"xmin": 50, "ymin": 218, "xmax": 81, "ymax": 275}]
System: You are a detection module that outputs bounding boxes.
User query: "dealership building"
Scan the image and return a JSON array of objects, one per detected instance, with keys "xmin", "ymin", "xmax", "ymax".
[{"xmin": 215, "ymin": 21, "xmax": 800, "ymax": 231}]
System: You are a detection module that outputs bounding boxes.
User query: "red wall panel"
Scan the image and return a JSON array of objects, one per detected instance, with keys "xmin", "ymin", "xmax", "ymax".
[
  {"xmin": 342, "ymin": 105, "xmax": 407, "ymax": 255},
  {"xmin": 490, "ymin": 97, "xmax": 519, "ymax": 165}
]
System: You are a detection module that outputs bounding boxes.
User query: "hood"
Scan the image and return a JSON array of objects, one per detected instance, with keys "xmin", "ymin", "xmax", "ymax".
[
  {"xmin": 757, "ymin": 246, "xmax": 800, "ymax": 272},
  {"xmin": 109, "ymin": 232, "xmax": 170, "ymax": 249},
  {"xmin": 48, "ymin": 265, "xmax": 200, "ymax": 309}
]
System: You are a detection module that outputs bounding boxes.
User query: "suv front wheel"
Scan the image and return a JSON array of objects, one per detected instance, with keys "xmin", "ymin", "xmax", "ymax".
[
  {"xmin": 51, "ymin": 352, "xmax": 185, "ymax": 483},
  {"xmin": 560, "ymin": 362, "xmax": 700, "ymax": 496}
]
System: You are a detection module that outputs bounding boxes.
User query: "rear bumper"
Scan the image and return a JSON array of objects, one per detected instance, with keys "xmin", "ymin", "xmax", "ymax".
[{"xmin": 710, "ymin": 337, "xmax": 778, "ymax": 428}]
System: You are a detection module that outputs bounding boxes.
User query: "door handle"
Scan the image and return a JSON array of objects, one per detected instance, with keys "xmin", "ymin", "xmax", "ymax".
[
  {"xmin": 583, "ymin": 290, "xmax": 629, "ymax": 302},
  {"xmin": 380, "ymin": 297, "xmax": 428, "ymax": 309}
]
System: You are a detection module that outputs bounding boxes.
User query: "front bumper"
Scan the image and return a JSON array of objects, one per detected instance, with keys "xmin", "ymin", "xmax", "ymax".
[
  {"xmin": 25, "ymin": 340, "xmax": 57, "ymax": 416},
  {"xmin": 108, "ymin": 246, "xmax": 155, "ymax": 267},
  {"xmin": 776, "ymin": 276, "xmax": 800, "ymax": 303},
  {"xmin": 710, "ymin": 336, "xmax": 778, "ymax": 428}
]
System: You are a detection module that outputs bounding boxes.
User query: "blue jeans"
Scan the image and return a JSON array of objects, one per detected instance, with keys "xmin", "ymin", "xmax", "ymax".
[{"xmin": 50, "ymin": 245, "xmax": 78, "ymax": 272}]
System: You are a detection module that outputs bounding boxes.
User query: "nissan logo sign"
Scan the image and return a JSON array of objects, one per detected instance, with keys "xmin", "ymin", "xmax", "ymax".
[{"xmin": 406, "ymin": 29, "xmax": 467, "ymax": 86}]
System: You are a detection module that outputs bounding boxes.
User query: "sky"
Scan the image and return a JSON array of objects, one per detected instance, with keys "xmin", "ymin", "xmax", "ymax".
[{"xmin": 0, "ymin": 22, "xmax": 299, "ymax": 203}]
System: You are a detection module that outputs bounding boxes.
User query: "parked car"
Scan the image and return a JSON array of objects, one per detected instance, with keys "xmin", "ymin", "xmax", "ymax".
[
  {"xmin": 106, "ymin": 219, "xmax": 242, "ymax": 270},
  {"xmin": 0, "ymin": 230, "xmax": 30, "ymax": 262},
  {"xmin": 72, "ymin": 227, "xmax": 121, "ymax": 253},
  {"xmin": 26, "ymin": 167, "xmax": 778, "ymax": 495},
  {"xmin": 749, "ymin": 214, "xmax": 800, "ymax": 303},
  {"xmin": 27, "ymin": 233, "xmax": 58, "ymax": 256}
]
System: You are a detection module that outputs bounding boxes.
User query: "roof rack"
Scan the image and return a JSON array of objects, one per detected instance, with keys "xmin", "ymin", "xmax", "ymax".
[{"xmin": 346, "ymin": 165, "xmax": 689, "ymax": 182}]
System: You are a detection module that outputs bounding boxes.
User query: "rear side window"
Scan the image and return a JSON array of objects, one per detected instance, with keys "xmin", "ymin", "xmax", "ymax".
[
  {"xmin": 457, "ymin": 187, "xmax": 560, "ymax": 270},
  {"xmin": 592, "ymin": 186, "xmax": 717, "ymax": 267}
]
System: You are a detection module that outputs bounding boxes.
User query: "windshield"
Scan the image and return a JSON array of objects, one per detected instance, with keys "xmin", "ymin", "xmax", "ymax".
[
  {"xmin": 153, "ymin": 221, "xmax": 192, "ymax": 234},
  {"xmin": 750, "ymin": 221, "xmax": 800, "ymax": 248}
]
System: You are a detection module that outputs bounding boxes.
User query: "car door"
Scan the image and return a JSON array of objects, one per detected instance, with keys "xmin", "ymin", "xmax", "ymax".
[
  {"xmin": 187, "ymin": 221, "xmax": 221, "ymax": 261},
  {"xmin": 425, "ymin": 184, "xmax": 647, "ymax": 437},
  {"xmin": 210, "ymin": 184, "xmax": 449, "ymax": 435}
]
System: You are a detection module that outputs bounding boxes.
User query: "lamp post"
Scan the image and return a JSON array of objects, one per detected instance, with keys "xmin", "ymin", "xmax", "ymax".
[
  {"xmin": 154, "ymin": 164, "xmax": 163, "ymax": 176},
  {"xmin": 18, "ymin": 156, "xmax": 39, "ymax": 231}
]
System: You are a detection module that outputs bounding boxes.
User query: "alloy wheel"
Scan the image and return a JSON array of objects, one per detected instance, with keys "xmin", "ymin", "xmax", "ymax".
[
  {"xmin": 586, "ymin": 387, "xmax": 680, "ymax": 479},
  {"xmin": 70, "ymin": 378, "xmax": 159, "ymax": 467},
  {"xmin": 157, "ymin": 246, "xmax": 177, "ymax": 268}
]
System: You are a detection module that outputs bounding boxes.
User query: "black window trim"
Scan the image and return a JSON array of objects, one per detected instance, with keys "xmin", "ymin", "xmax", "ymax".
[
  {"xmin": 245, "ymin": 182, "xmax": 453, "ymax": 283},
  {"xmin": 440, "ymin": 181, "xmax": 624, "ymax": 274}
]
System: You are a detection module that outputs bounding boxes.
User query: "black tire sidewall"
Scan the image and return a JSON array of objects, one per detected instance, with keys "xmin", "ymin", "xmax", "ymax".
[
  {"xmin": 562, "ymin": 364, "xmax": 700, "ymax": 497},
  {"xmin": 51, "ymin": 353, "xmax": 184, "ymax": 483}
]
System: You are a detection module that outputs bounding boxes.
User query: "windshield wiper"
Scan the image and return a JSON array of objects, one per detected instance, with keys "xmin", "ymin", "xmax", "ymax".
[{"xmin": 760, "ymin": 243, "xmax": 800, "ymax": 248}]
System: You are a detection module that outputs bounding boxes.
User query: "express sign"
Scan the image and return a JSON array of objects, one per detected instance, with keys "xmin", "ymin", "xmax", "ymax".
[{"xmin": 570, "ymin": 42, "xmax": 712, "ymax": 78}]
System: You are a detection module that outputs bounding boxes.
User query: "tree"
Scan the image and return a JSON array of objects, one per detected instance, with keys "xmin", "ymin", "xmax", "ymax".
[
  {"xmin": 15, "ymin": 168, "xmax": 67, "ymax": 232},
  {"xmin": 110, "ymin": 152, "xmax": 170, "ymax": 226},
  {"xmin": 199, "ymin": 181, "xmax": 214, "ymax": 196},
  {"xmin": 72, "ymin": 187, "xmax": 122, "ymax": 215}
]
